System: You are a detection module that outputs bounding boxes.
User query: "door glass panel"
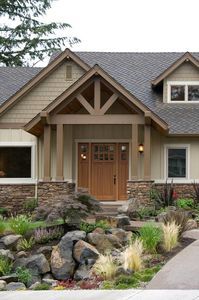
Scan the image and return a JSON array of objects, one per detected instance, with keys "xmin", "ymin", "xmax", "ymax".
[
  {"xmin": 80, "ymin": 144, "xmax": 88, "ymax": 161},
  {"xmin": 93, "ymin": 144, "xmax": 115, "ymax": 161},
  {"xmin": 120, "ymin": 144, "xmax": 128, "ymax": 161}
]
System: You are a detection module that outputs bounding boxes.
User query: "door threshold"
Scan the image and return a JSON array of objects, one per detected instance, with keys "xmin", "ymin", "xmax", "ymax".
[{"xmin": 100, "ymin": 201, "xmax": 126, "ymax": 205}]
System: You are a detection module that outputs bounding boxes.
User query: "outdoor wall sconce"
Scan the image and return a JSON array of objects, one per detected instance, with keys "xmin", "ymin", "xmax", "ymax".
[
  {"xmin": 81, "ymin": 153, "xmax": 87, "ymax": 160},
  {"xmin": 138, "ymin": 143, "xmax": 144, "ymax": 153}
]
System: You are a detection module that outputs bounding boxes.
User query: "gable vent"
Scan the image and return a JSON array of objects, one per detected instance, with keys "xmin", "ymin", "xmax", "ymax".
[{"xmin": 66, "ymin": 65, "xmax": 72, "ymax": 80}]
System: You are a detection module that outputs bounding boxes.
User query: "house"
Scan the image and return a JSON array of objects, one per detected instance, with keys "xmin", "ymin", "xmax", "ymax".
[{"xmin": 0, "ymin": 49, "xmax": 199, "ymax": 211}]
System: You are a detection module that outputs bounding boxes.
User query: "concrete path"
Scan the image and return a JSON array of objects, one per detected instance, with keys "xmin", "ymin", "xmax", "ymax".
[
  {"xmin": 148, "ymin": 239, "xmax": 199, "ymax": 289},
  {"xmin": 1, "ymin": 290, "xmax": 199, "ymax": 300}
]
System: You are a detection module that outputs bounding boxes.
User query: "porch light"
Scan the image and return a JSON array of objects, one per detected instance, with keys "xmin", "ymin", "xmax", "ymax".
[
  {"xmin": 138, "ymin": 143, "xmax": 144, "ymax": 153},
  {"xmin": 81, "ymin": 153, "xmax": 87, "ymax": 160}
]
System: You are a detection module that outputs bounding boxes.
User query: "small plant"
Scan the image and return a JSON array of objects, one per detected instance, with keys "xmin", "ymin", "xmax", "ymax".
[
  {"xmin": 33, "ymin": 283, "xmax": 50, "ymax": 290},
  {"xmin": 176, "ymin": 198, "xmax": 194, "ymax": 209},
  {"xmin": 16, "ymin": 267, "xmax": 32, "ymax": 286},
  {"xmin": 0, "ymin": 207, "xmax": 9, "ymax": 217},
  {"xmin": 92, "ymin": 254, "xmax": 117, "ymax": 280},
  {"xmin": 0, "ymin": 256, "xmax": 13, "ymax": 276},
  {"xmin": 150, "ymin": 180, "xmax": 176, "ymax": 209},
  {"xmin": 137, "ymin": 207, "xmax": 157, "ymax": 220},
  {"xmin": 114, "ymin": 275, "xmax": 140, "ymax": 289},
  {"xmin": 163, "ymin": 210, "xmax": 190, "ymax": 234},
  {"xmin": 162, "ymin": 222, "xmax": 180, "ymax": 252},
  {"xmin": 23, "ymin": 198, "xmax": 38, "ymax": 214},
  {"xmin": 139, "ymin": 223, "xmax": 162, "ymax": 253},
  {"xmin": 192, "ymin": 181, "xmax": 199, "ymax": 205},
  {"xmin": 56, "ymin": 279, "xmax": 76, "ymax": 289},
  {"xmin": 9, "ymin": 215, "xmax": 31, "ymax": 235},
  {"xmin": 121, "ymin": 239, "xmax": 143, "ymax": 272},
  {"xmin": 80, "ymin": 220, "xmax": 110, "ymax": 233},
  {"xmin": 17, "ymin": 237, "xmax": 35, "ymax": 251},
  {"xmin": 34, "ymin": 226, "xmax": 64, "ymax": 244},
  {"xmin": 0, "ymin": 218, "xmax": 6, "ymax": 234}
]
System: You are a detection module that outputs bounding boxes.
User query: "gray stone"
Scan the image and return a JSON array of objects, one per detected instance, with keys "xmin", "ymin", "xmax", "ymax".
[
  {"xmin": 87, "ymin": 233, "xmax": 122, "ymax": 253},
  {"xmin": 64, "ymin": 231, "xmax": 86, "ymax": 242},
  {"xmin": 182, "ymin": 229, "xmax": 199, "ymax": 240},
  {"xmin": 42, "ymin": 278, "xmax": 58, "ymax": 287},
  {"xmin": 16, "ymin": 251, "xmax": 28, "ymax": 258},
  {"xmin": 74, "ymin": 264, "xmax": 91, "ymax": 281},
  {"xmin": 14, "ymin": 254, "xmax": 50, "ymax": 275},
  {"xmin": 42, "ymin": 273, "xmax": 53, "ymax": 280},
  {"xmin": 116, "ymin": 266, "xmax": 134, "ymax": 276},
  {"xmin": 108, "ymin": 228, "xmax": 132, "ymax": 245},
  {"xmin": 92, "ymin": 228, "xmax": 105, "ymax": 234},
  {"xmin": 155, "ymin": 212, "xmax": 167, "ymax": 223},
  {"xmin": 1, "ymin": 235, "xmax": 22, "ymax": 250},
  {"xmin": 118, "ymin": 198, "xmax": 140, "ymax": 216},
  {"xmin": 50, "ymin": 235, "xmax": 75, "ymax": 280},
  {"xmin": 0, "ymin": 280, "xmax": 6, "ymax": 291},
  {"xmin": 29, "ymin": 281, "xmax": 41, "ymax": 290},
  {"xmin": 0, "ymin": 274, "xmax": 18, "ymax": 283},
  {"xmin": 73, "ymin": 240, "xmax": 99, "ymax": 264},
  {"xmin": 36, "ymin": 246, "xmax": 52, "ymax": 260},
  {"xmin": 115, "ymin": 215, "xmax": 130, "ymax": 227},
  {"xmin": 0, "ymin": 249, "xmax": 14, "ymax": 260},
  {"xmin": 186, "ymin": 219, "xmax": 197, "ymax": 230},
  {"xmin": 6, "ymin": 282, "xmax": 26, "ymax": 291}
]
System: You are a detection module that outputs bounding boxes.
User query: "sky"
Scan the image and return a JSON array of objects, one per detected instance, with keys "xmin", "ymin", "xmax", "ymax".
[{"xmin": 44, "ymin": 0, "xmax": 199, "ymax": 53}]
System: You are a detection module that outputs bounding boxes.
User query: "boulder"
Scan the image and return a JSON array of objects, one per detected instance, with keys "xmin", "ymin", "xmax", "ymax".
[
  {"xmin": 16, "ymin": 251, "xmax": 28, "ymax": 259},
  {"xmin": 42, "ymin": 278, "xmax": 58, "ymax": 287},
  {"xmin": 0, "ymin": 249, "xmax": 14, "ymax": 260},
  {"xmin": 74, "ymin": 264, "xmax": 91, "ymax": 281},
  {"xmin": 87, "ymin": 233, "xmax": 122, "ymax": 253},
  {"xmin": 63, "ymin": 231, "xmax": 86, "ymax": 242},
  {"xmin": 186, "ymin": 219, "xmax": 197, "ymax": 230},
  {"xmin": 29, "ymin": 281, "xmax": 41, "ymax": 290},
  {"xmin": 6, "ymin": 282, "xmax": 26, "ymax": 291},
  {"xmin": 92, "ymin": 228, "xmax": 105, "ymax": 234},
  {"xmin": 73, "ymin": 240, "xmax": 99, "ymax": 264},
  {"xmin": 50, "ymin": 235, "xmax": 75, "ymax": 280},
  {"xmin": 14, "ymin": 254, "xmax": 50, "ymax": 275},
  {"xmin": 155, "ymin": 212, "xmax": 167, "ymax": 223},
  {"xmin": 37, "ymin": 246, "xmax": 52, "ymax": 260},
  {"xmin": 118, "ymin": 198, "xmax": 140, "ymax": 216},
  {"xmin": 115, "ymin": 215, "xmax": 131, "ymax": 227},
  {"xmin": 0, "ymin": 274, "xmax": 18, "ymax": 283},
  {"xmin": 0, "ymin": 280, "xmax": 6, "ymax": 291},
  {"xmin": 108, "ymin": 228, "xmax": 132, "ymax": 245},
  {"xmin": 1, "ymin": 235, "xmax": 22, "ymax": 250}
]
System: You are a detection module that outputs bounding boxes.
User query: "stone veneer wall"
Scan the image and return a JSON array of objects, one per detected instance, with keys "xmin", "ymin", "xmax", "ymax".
[
  {"xmin": 0, "ymin": 184, "xmax": 35, "ymax": 213},
  {"xmin": 154, "ymin": 183, "xmax": 194, "ymax": 199}
]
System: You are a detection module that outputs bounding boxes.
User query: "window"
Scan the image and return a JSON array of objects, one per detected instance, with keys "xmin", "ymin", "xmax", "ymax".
[
  {"xmin": 166, "ymin": 147, "xmax": 188, "ymax": 178},
  {"xmin": 0, "ymin": 146, "xmax": 32, "ymax": 178},
  {"xmin": 168, "ymin": 82, "xmax": 199, "ymax": 102}
]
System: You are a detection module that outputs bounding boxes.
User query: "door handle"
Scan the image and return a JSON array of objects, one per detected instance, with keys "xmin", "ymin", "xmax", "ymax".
[{"xmin": 113, "ymin": 175, "xmax": 116, "ymax": 184}]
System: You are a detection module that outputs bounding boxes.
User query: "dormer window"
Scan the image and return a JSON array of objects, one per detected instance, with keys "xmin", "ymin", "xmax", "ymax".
[{"xmin": 168, "ymin": 82, "xmax": 199, "ymax": 102}]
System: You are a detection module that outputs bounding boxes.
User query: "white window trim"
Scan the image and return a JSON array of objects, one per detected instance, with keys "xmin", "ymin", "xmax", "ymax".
[
  {"xmin": 164, "ymin": 144, "xmax": 190, "ymax": 181},
  {"xmin": 0, "ymin": 142, "xmax": 36, "ymax": 184},
  {"xmin": 167, "ymin": 81, "xmax": 199, "ymax": 103}
]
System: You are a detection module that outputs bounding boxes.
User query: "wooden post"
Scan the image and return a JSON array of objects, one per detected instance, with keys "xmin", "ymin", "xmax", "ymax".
[
  {"xmin": 56, "ymin": 124, "xmax": 64, "ymax": 180},
  {"xmin": 43, "ymin": 124, "xmax": 51, "ymax": 181},
  {"xmin": 94, "ymin": 78, "xmax": 101, "ymax": 113},
  {"xmin": 131, "ymin": 124, "xmax": 138, "ymax": 180},
  {"xmin": 144, "ymin": 124, "xmax": 151, "ymax": 180}
]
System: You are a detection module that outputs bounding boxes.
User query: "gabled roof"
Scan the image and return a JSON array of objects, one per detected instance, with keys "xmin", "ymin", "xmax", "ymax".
[
  {"xmin": 24, "ymin": 64, "xmax": 168, "ymax": 135},
  {"xmin": 151, "ymin": 52, "xmax": 199, "ymax": 87},
  {"xmin": 0, "ymin": 49, "xmax": 90, "ymax": 116}
]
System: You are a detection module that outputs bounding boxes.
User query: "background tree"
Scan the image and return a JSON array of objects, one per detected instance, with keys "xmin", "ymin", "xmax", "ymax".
[{"xmin": 0, "ymin": 0, "xmax": 80, "ymax": 66}]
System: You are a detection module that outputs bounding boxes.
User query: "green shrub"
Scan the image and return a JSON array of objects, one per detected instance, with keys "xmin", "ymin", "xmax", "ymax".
[
  {"xmin": 17, "ymin": 237, "xmax": 35, "ymax": 251},
  {"xmin": 176, "ymin": 198, "xmax": 194, "ymax": 209},
  {"xmin": 0, "ymin": 208, "xmax": 9, "ymax": 217},
  {"xmin": 80, "ymin": 220, "xmax": 110, "ymax": 233},
  {"xmin": 33, "ymin": 283, "xmax": 50, "ymax": 290},
  {"xmin": 101, "ymin": 281, "xmax": 115, "ymax": 289},
  {"xmin": 0, "ymin": 256, "xmax": 13, "ymax": 276},
  {"xmin": 137, "ymin": 207, "xmax": 157, "ymax": 219},
  {"xmin": 16, "ymin": 267, "xmax": 32, "ymax": 286},
  {"xmin": 0, "ymin": 218, "xmax": 6, "ymax": 234},
  {"xmin": 114, "ymin": 275, "xmax": 139, "ymax": 289},
  {"xmin": 23, "ymin": 198, "xmax": 38, "ymax": 214},
  {"xmin": 9, "ymin": 215, "xmax": 31, "ymax": 235},
  {"xmin": 139, "ymin": 223, "xmax": 162, "ymax": 253}
]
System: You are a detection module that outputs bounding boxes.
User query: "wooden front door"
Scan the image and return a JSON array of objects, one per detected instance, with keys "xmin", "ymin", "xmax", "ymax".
[{"xmin": 78, "ymin": 143, "xmax": 129, "ymax": 200}]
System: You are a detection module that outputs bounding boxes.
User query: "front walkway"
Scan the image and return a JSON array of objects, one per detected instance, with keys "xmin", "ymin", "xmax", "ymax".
[
  {"xmin": 1, "ymin": 290, "xmax": 199, "ymax": 300},
  {"xmin": 147, "ymin": 233, "xmax": 199, "ymax": 289}
]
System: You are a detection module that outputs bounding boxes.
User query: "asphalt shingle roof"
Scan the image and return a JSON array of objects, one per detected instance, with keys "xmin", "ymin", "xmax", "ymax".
[{"xmin": 1, "ymin": 52, "xmax": 199, "ymax": 134}]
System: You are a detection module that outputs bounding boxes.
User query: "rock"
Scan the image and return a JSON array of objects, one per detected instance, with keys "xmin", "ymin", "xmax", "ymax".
[
  {"xmin": 1, "ymin": 235, "xmax": 22, "ymax": 250},
  {"xmin": 16, "ymin": 251, "xmax": 28, "ymax": 258},
  {"xmin": 74, "ymin": 264, "xmax": 91, "ymax": 281},
  {"xmin": 115, "ymin": 215, "xmax": 131, "ymax": 227},
  {"xmin": 37, "ymin": 246, "xmax": 52, "ymax": 260},
  {"xmin": 33, "ymin": 206, "xmax": 52, "ymax": 221},
  {"xmin": 14, "ymin": 254, "xmax": 50, "ymax": 275},
  {"xmin": 87, "ymin": 233, "xmax": 122, "ymax": 253},
  {"xmin": 42, "ymin": 273, "xmax": 53, "ymax": 280},
  {"xmin": 6, "ymin": 282, "xmax": 26, "ymax": 291},
  {"xmin": 0, "ymin": 274, "xmax": 18, "ymax": 283},
  {"xmin": 186, "ymin": 219, "xmax": 197, "ymax": 230},
  {"xmin": 155, "ymin": 212, "xmax": 167, "ymax": 223},
  {"xmin": 0, "ymin": 249, "xmax": 14, "ymax": 260},
  {"xmin": 0, "ymin": 240, "xmax": 6, "ymax": 250},
  {"xmin": 73, "ymin": 240, "xmax": 99, "ymax": 264},
  {"xmin": 42, "ymin": 278, "xmax": 58, "ymax": 287},
  {"xmin": 116, "ymin": 266, "xmax": 134, "ymax": 276},
  {"xmin": 92, "ymin": 228, "xmax": 105, "ymax": 234},
  {"xmin": 118, "ymin": 198, "xmax": 140, "ymax": 216},
  {"xmin": 108, "ymin": 228, "xmax": 132, "ymax": 245},
  {"xmin": 29, "ymin": 281, "xmax": 41, "ymax": 290},
  {"xmin": 182, "ymin": 229, "xmax": 199, "ymax": 240},
  {"xmin": 63, "ymin": 231, "xmax": 86, "ymax": 242},
  {"xmin": 117, "ymin": 203, "xmax": 129, "ymax": 214},
  {"xmin": 50, "ymin": 235, "xmax": 75, "ymax": 280},
  {"xmin": 0, "ymin": 280, "xmax": 6, "ymax": 291},
  {"xmin": 27, "ymin": 274, "xmax": 41, "ymax": 287}
]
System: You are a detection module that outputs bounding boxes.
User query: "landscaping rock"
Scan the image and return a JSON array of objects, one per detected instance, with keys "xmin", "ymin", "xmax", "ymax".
[
  {"xmin": 42, "ymin": 273, "xmax": 53, "ymax": 280},
  {"xmin": 0, "ymin": 240, "xmax": 6, "ymax": 250},
  {"xmin": 118, "ymin": 198, "xmax": 140, "ymax": 216},
  {"xmin": 87, "ymin": 233, "xmax": 122, "ymax": 253},
  {"xmin": 0, "ymin": 274, "xmax": 18, "ymax": 283},
  {"xmin": 50, "ymin": 235, "xmax": 75, "ymax": 280},
  {"xmin": 37, "ymin": 246, "xmax": 52, "ymax": 260},
  {"xmin": 182, "ymin": 229, "xmax": 199, "ymax": 240},
  {"xmin": 42, "ymin": 278, "xmax": 58, "ymax": 287},
  {"xmin": 116, "ymin": 266, "xmax": 134, "ymax": 276},
  {"xmin": 108, "ymin": 228, "xmax": 132, "ymax": 245},
  {"xmin": 6, "ymin": 282, "xmax": 26, "ymax": 291},
  {"xmin": 115, "ymin": 215, "xmax": 130, "ymax": 227},
  {"xmin": 0, "ymin": 280, "xmax": 6, "ymax": 291},
  {"xmin": 14, "ymin": 254, "xmax": 50, "ymax": 275},
  {"xmin": 16, "ymin": 251, "xmax": 28, "ymax": 258},
  {"xmin": 64, "ymin": 231, "xmax": 86, "ymax": 242},
  {"xmin": 92, "ymin": 228, "xmax": 105, "ymax": 234},
  {"xmin": 29, "ymin": 281, "xmax": 41, "ymax": 290},
  {"xmin": 33, "ymin": 206, "xmax": 52, "ymax": 221},
  {"xmin": 73, "ymin": 240, "xmax": 99, "ymax": 264},
  {"xmin": 74, "ymin": 264, "xmax": 91, "ymax": 281},
  {"xmin": 186, "ymin": 219, "xmax": 197, "ymax": 230},
  {"xmin": 1, "ymin": 235, "xmax": 22, "ymax": 250},
  {"xmin": 155, "ymin": 212, "xmax": 167, "ymax": 223},
  {"xmin": 0, "ymin": 249, "xmax": 14, "ymax": 260}
]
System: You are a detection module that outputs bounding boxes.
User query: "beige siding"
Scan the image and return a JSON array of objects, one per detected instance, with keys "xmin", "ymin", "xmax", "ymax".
[
  {"xmin": 0, "ymin": 61, "xmax": 85, "ymax": 123},
  {"xmin": 151, "ymin": 128, "xmax": 199, "ymax": 180},
  {"xmin": 0, "ymin": 129, "xmax": 36, "ymax": 142},
  {"xmin": 163, "ymin": 62, "xmax": 199, "ymax": 102}
]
